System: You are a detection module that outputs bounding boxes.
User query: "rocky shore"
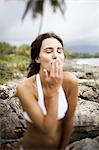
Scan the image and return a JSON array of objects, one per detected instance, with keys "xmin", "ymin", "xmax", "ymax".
[{"xmin": 0, "ymin": 64, "xmax": 99, "ymax": 150}]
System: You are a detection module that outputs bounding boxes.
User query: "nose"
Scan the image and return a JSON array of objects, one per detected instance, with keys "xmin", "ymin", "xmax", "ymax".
[{"xmin": 52, "ymin": 50, "xmax": 58, "ymax": 59}]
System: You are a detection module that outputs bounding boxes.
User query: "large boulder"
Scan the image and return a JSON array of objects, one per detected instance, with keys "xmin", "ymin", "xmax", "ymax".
[
  {"xmin": 69, "ymin": 137, "xmax": 99, "ymax": 150},
  {"xmin": 71, "ymin": 98, "xmax": 99, "ymax": 142},
  {"xmin": 0, "ymin": 79, "xmax": 26, "ymax": 146}
]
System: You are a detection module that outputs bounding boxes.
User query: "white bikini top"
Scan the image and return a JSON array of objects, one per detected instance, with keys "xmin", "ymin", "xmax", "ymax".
[{"xmin": 23, "ymin": 74, "xmax": 68, "ymax": 123}]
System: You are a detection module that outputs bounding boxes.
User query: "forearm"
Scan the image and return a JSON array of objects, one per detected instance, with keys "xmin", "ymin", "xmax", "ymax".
[
  {"xmin": 43, "ymin": 93, "xmax": 59, "ymax": 137},
  {"xmin": 58, "ymin": 119, "xmax": 74, "ymax": 150},
  {"xmin": 39, "ymin": 63, "xmax": 63, "ymax": 136}
]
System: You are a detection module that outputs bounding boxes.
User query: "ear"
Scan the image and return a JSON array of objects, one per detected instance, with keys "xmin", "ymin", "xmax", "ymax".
[{"xmin": 35, "ymin": 57, "xmax": 40, "ymax": 63}]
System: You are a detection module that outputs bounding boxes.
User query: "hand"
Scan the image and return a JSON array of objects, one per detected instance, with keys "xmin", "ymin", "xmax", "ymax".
[{"xmin": 43, "ymin": 59, "xmax": 63, "ymax": 95}]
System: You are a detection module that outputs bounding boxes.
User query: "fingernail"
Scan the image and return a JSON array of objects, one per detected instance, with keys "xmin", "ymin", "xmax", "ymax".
[{"xmin": 43, "ymin": 68, "xmax": 46, "ymax": 72}]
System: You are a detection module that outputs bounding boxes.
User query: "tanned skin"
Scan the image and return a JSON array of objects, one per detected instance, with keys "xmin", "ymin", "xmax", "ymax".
[{"xmin": 16, "ymin": 38, "xmax": 78, "ymax": 150}]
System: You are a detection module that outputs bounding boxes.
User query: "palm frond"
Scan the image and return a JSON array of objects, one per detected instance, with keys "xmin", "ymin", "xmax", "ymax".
[
  {"xmin": 22, "ymin": 0, "xmax": 32, "ymax": 20},
  {"xmin": 22, "ymin": 0, "xmax": 44, "ymax": 20},
  {"xmin": 50, "ymin": 0, "xmax": 66, "ymax": 14},
  {"xmin": 22, "ymin": 0, "xmax": 66, "ymax": 20}
]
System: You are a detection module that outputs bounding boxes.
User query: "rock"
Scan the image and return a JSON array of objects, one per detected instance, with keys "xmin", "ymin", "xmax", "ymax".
[
  {"xmin": 78, "ymin": 80, "xmax": 99, "ymax": 103},
  {"xmin": 69, "ymin": 65, "xmax": 99, "ymax": 143},
  {"xmin": 0, "ymin": 64, "xmax": 99, "ymax": 149},
  {"xmin": 71, "ymin": 98, "xmax": 99, "ymax": 142},
  {"xmin": 0, "ymin": 79, "xmax": 26, "ymax": 146},
  {"xmin": 69, "ymin": 137, "xmax": 99, "ymax": 150}
]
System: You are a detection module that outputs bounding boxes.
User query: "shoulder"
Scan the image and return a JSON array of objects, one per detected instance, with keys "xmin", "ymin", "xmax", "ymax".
[
  {"xmin": 63, "ymin": 72, "xmax": 78, "ymax": 118},
  {"xmin": 16, "ymin": 75, "xmax": 36, "ymax": 96},
  {"xmin": 62, "ymin": 71, "xmax": 78, "ymax": 95},
  {"xmin": 63, "ymin": 71, "xmax": 78, "ymax": 85}
]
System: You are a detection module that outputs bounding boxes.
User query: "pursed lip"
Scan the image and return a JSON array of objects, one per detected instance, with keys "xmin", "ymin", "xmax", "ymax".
[{"xmin": 50, "ymin": 59, "xmax": 64, "ymax": 65}]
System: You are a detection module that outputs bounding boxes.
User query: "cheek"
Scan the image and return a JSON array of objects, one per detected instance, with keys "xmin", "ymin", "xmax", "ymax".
[
  {"xmin": 40, "ymin": 54, "xmax": 52, "ymax": 67},
  {"xmin": 42, "ymin": 55, "xmax": 51, "ymax": 63}
]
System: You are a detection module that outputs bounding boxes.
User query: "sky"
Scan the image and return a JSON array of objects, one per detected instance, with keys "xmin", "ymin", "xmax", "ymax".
[{"xmin": 0, "ymin": 0, "xmax": 99, "ymax": 52}]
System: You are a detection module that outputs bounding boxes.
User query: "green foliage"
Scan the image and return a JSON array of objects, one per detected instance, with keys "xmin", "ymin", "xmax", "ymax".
[
  {"xmin": 0, "ymin": 42, "xmax": 30, "ymax": 56},
  {"xmin": 15, "ymin": 44, "xmax": 30, "ymax": 56},
  {"xmin": 0, "ymin": 42, "xmax": 30, "ymax": 83},
  {"xmin": 0, "ymin": 42, "xmax": 16, "ymax": 54},
  {"xmin": 16, "ymin": 62, "xmax": 29, "ymax": 74},
  {"xmin": 64, "ymin": 49, "xmax": 71, "ymax": 58},
  {"xmin": 69, "ymin": 52, "xmax": 99, "ymax": 58},
  {"xmin": 0, "ymin": 65, "xmax": 14, "ymax": 83},
  {"xmin": 63, "ymin": 47, "xmax": 99, "ymax": 58},
  {"xmin": 0, "ymin": 54, "xmax": 28, "ymax": 63},
  {"xmin": 93, "ymin": 52, "xmax": 99, "ymax": 58}
]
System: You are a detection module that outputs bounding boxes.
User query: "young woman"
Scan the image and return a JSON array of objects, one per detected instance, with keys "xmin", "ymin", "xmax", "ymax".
[{"xmin": 16, "ymin": 32, "xmax": 78, "ymax": 150}]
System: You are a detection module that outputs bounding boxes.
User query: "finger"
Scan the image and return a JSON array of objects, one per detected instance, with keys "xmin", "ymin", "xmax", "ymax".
[
  {"xmin": 43, "ymin": 68, "xmax": 48, "ymax": 82},
  {"xmin": 50, "ymin": 60, "xmax": 55, "ymax": 77},
  {"xmin": 59, "ymin": 64, "xmax": 63, "ymax": 76},
  {"xmin": 57, "ymin": 58, "xmax": 63, "ymax": 66},
  {"xmin": 57, "ymin": 57, "xmax": 63, "ymax": 65},
  {"xmin": 55, "ymin": 60, "xmax": 59, "ymax": 77},
  {"xmin": 58, "ymin": 60, "xmax": 63, "ymax": 76}
]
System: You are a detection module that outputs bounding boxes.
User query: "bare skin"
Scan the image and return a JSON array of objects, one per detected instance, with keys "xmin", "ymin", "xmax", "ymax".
[{"xmin": 16, "ymin": 38, "xmax": 78, "ymax": 150}]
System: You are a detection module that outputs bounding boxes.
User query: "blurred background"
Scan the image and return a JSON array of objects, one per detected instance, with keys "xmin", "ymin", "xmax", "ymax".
[
  {"xmin": 0, "ymin": 0, "xmax": 99, "ymax": 51},
  {"xmin": 0, "ymin": 1, "xmax": 99, "ymax": 149},
  {"xmin": 0, "ymin": 0, "xmax": 99, "ymax": 83}
]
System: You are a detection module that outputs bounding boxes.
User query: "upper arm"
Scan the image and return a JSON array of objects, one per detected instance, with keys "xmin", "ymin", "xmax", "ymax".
[
  {"xmin": 63, "ymin": 72, "xmax": 78, "ymax": 120},
  {"xmin": 58, "ymin": 73, "xmax": 78, "ymax": 148},
  {"xmin": 16, "ymin": 83, "xmax": 44, "ymax": 128}
]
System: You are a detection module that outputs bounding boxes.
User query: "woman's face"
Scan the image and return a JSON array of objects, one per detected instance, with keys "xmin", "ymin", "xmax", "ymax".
[{"xmin": 37, "ymin": 38, "xmax": 64, "ymax": 72}]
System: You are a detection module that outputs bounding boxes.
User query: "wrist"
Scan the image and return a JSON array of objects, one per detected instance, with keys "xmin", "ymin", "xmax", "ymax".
[{"xmin": 44, "ymin": 90, "xmax": 59, "ymax": 99}]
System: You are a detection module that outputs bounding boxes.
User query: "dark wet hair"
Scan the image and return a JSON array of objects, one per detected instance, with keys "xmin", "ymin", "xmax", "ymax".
[{"xmin": 27, "ymin": 32, "xmax": 64, "ymax": 78}]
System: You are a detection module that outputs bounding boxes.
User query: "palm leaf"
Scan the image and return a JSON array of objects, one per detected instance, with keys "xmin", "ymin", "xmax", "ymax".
[
  {"xmin": 22, "ymin": 0, "xmax": 44, "ymax": 20},
  {"xmin": 22, "ymin": 0, "xmax": 66, "ymax": 20},
  {"xmin": 50, "ymin": 0, "xmax": 66, "ymax": 14}
]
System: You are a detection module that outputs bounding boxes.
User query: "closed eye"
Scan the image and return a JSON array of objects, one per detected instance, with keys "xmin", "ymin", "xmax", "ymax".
[
  {"xmin": 57, "ymin": 48, "xmax": 63, "ymax": 53},
  {"xmin": 44, "ymin": 47, "xmax": 63, "ymax": 54},
  {"xmin": 46, "ymin": 49, "xmax": 53, "ymax": 53},
  {"xmin": 44, "ymin": 47, "xmax": 53, "ymax": 53}
]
